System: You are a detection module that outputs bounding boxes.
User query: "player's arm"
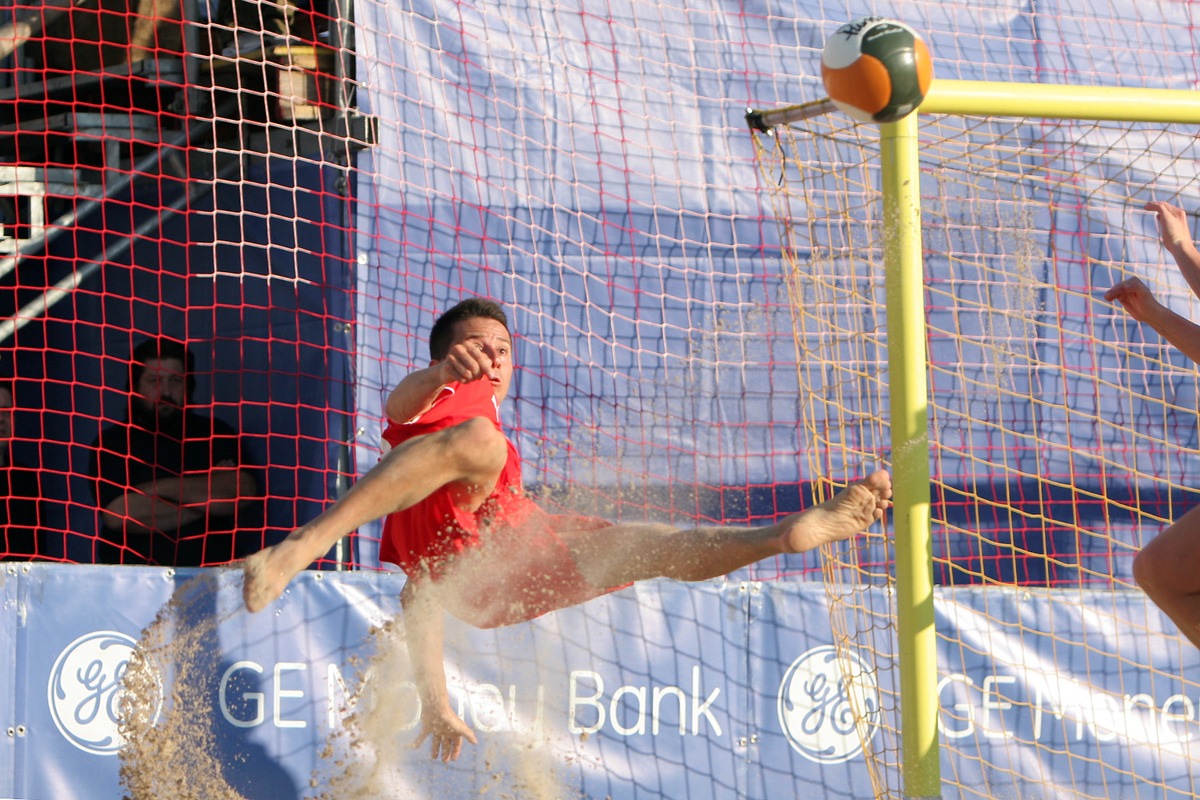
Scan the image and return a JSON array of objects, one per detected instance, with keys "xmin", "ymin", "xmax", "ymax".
[
  {"xmin": 400, "ymin": 577, "xmax": 478, "ymax": 761},
  {"xmin": 385, "ymin": 342, "xmax": 500, "ymax": 423},
  {"xmin": 384, "ymin": 364, "xmax": 453, "ymax": 423},
  {"xmin": 1146, "ymin": 201, "xmax": 1200, "ymax": 303},
  {"xmin": 1106, "ymin": 277, "xmax": 1200, "ymax": 366}
]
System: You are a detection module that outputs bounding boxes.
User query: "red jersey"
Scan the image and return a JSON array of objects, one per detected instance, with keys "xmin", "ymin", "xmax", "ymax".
[
  {"xmin": 377, "ymin": 377, "xmax": 628, "ymax": 628},
  {"xmin": 378, "ymin": 378, "xmax": 528, "ymax": 573}
]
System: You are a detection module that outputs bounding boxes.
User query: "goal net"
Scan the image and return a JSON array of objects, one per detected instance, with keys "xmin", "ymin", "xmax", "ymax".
[
  {"xmin": 6, "ymin": 0, "xmax": 1200, "ymax": 797},
  {"xmin": 752, "ymin": 105, "xmax": 1200, "ymax": 799}
]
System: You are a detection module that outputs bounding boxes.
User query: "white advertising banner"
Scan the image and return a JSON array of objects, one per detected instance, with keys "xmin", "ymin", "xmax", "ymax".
[{"xmin": 2, "ymin": 564, "xmax": 1197, "ymax": 799}]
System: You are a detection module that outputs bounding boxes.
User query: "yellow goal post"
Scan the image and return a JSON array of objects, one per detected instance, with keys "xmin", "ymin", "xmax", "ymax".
[{"xmin": 747, "ymin": 80, "xmax": 1200, "ymax": 800}]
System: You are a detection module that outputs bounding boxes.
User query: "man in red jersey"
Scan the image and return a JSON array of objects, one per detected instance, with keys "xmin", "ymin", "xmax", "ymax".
[{"xmin": 244, "ymin": 296, "xmax": 893, "ymax": 762}]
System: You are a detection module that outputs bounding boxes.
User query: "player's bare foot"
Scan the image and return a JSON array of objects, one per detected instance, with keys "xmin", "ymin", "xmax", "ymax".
[
  {"xmin": 243, "ymin": 536, "xmax": 311, "ymax": 613},
  {"xmin": 782, "ymin": 469, "xmax": 892, "ymax": 553}
]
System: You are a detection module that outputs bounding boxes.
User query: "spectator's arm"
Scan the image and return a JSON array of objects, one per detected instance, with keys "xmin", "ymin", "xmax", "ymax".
[
  {"xmin": 100, "ymin": 485, "xmax": 202, "ymax": 534},
  {"xmin": 174, "ymin": 462, "xmax": 258, "ymax": 515}
]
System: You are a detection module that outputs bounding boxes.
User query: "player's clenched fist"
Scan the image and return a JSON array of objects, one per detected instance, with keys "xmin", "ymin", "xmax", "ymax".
[{"xmin": 437, "ymin": 340, "xmax": 500, "ymax": 384}]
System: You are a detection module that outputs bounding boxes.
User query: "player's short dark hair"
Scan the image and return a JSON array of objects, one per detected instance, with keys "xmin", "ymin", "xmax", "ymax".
[
  {"xmin": 129, "ymin": 337, "xmax": 196, "ymax": 399},
  {"xmin": 0, "ymin": 379, "xmax": 11, "ymax": 403},
  {"xmin": 429, "ymin": 298, "xmax": 510, "ymax": 361}
]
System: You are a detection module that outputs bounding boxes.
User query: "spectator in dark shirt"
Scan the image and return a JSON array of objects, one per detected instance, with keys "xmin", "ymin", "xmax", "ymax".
[
  {"xmin": 0, "ymin": 379, "xmax": 44, "ymax": 560},
  {"xmin": 89, "ymin": 337, "xmax": 262, "ymax": 566}
]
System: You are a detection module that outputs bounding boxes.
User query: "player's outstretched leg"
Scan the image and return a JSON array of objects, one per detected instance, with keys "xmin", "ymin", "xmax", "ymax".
[
  {"xmin": 242, "ymin": 468, "xmax": 426, "ymax": 613},
  {"xmin": 244, "ymin": 539, "xmax": 314, "ymax": 613},
  {"xmin": 780, "ymin": 468, "xmax": 892, "ymax": 553},
  {"xmin": 564, "ymin": 469, "xmax": 893, "ymax": 589},
  {"xmin": 243, "ymin": 417, "xmax": 507, "ymax": 613}
]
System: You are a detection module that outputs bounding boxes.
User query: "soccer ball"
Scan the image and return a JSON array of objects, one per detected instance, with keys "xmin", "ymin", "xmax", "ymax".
[{"xmin": 821, "ymin": 16, "xmax": 933, "ymax": 124}]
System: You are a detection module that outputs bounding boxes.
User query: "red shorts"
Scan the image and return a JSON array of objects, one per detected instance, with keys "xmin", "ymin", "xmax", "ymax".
[{"xmin": 383, "ymin": 486, "xmax": 630, "ymax": 629}]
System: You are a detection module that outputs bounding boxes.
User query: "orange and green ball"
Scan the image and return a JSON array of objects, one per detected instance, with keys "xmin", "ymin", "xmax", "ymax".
[{"xmin": 821, "ymin": 17, "xmax": 934, "ymax": 124}]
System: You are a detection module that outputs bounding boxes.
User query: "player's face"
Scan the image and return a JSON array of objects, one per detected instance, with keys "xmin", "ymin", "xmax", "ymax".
[
  {"xmin": 135, "ymin": 357, "xmax": 187, "ymax": 419},
  {"xmin": 453, "ymin": 317, "xmax": 514, "ymax": 402}
]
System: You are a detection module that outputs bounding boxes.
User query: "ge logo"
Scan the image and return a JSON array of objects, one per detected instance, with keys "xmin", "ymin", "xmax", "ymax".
[
  {"xmin": 47, "ymin": 631, "xmax": 162, "ymax": 755},
  {"xmin": 777, "ymin": 645, "xmax": 880, "ymax": 764}
]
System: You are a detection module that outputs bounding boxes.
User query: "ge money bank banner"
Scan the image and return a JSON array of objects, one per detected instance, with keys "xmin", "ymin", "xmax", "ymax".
[{"xmin": 2, "ymin": 564, "xmax": 1199, "ymax": 799}]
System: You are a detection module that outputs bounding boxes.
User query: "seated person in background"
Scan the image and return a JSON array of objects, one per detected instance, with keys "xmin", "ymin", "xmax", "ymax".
[
  {"xmin": 213, "ymin": 0, "xmax": 296, "ymax": 57},
  {"xmin": 89, "ymin": 336, "xmax": 262, "ymax": 566},
  {"xmin": 15, "ymin": 0, "xmax": 315, "ymax": 73},
  {"xmin": 127, "ymin": 0, "xmax": 183, "ymax": 64},
  {"xmin": 0, "ymin": 379, "xmax": 44, "ymax": 560},
  {"xmin": 23, "ymin": 0, "xmax": 184, "ymax": 70}
]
